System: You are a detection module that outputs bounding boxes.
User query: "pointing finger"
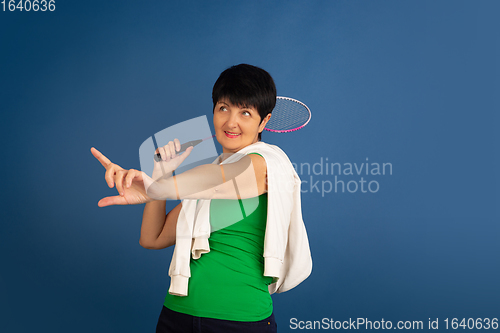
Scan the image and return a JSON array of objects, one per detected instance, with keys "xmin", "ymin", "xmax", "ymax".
[{"xmin": 91, "ymin": 147, "xmax": 112, "ymax": 168}]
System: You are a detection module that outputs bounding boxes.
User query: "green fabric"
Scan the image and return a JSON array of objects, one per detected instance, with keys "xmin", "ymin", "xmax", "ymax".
[{"xmin": 163, "ymin": 193, "xmax": 273, "ymax": 321}]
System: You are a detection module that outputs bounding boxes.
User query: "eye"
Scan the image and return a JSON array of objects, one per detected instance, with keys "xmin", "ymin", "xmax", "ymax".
[
  {"xmin": 242, "ymin": 110, "xmax": 251, "ymax": 116},
  {"xmin": 219, "ymin": 106, "xmax": 228, "ymax": 112}
]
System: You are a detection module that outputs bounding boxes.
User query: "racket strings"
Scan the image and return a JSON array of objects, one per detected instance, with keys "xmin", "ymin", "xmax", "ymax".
[{"xmin": 265, "ymin": 99, "xmax": 310, "ymax": 132}]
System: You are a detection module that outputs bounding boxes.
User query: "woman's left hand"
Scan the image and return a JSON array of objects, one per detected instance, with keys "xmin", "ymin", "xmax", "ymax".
[{"xmin": 91, "ymin": 147, "xmax": 154, "ymax": 207}]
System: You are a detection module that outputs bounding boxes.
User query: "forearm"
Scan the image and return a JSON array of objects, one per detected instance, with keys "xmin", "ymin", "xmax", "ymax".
[
  {"xmin": 147, "ymin": 165, "xmax": 221, "ymax": 200},
  {"xmin": 146, "ymin": 154, "xmax": 262, "ymax": 200},
  {"xmin": 139, "ymin": 200, "xmax": 167, "ymax": 248},
  {"xmin": 146, "ymin": 171, "xmax": 178, "ymax": 200}
]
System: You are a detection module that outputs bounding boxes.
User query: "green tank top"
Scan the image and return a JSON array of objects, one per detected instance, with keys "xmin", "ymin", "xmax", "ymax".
[{"xmin": 163, "ymin": 192, "xmax": 273, "ymax": 321}]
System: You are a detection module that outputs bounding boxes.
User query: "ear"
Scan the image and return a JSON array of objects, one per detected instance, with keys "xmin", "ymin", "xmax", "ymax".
[{"xmin": 258, "ymin": 113, "xmax": 272, "ymax": 133}]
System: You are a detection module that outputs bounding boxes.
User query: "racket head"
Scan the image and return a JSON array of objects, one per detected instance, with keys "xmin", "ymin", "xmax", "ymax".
[{"xmin": 264, "ymin": 96, "xmax": 311, "ymax": 133}]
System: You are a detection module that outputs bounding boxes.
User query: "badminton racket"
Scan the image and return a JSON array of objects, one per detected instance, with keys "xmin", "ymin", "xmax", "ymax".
[{"xmin": 153, "ymin": 96, "xmax": 310, "ymax": 161}]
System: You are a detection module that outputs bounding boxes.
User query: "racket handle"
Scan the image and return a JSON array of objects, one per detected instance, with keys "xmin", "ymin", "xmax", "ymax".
[{"xmin": 154, "ymin": 139, "xmax": 202, "ymax": 162}]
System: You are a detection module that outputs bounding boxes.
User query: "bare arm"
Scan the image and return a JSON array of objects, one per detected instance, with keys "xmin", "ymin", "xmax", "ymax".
[
  {"xmin": 139, "ymin": 201, "xmax": 182, "ymax": 249},
  {"xmin": 92, "ymin": 146, "xmax": 267, "ymax": 206},
  {"xmin": 147, "ymin": 154, "xmax": 267, "ymax": 200}
]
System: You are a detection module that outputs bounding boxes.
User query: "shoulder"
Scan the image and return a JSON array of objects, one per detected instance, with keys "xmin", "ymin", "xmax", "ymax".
[
  {"xmin": 245, "ymin": 143, "xmax": 299, "ymax": 186},
  {"xmin": 247, "ymin": 152, "xmax": 267, "ymax": 174},
  {"xmin": 242, "ymin": 142, "xmax": 294, "ymax": 173},
  {"xmin": 246, "ymin": 143, "xmax": 293, "ymax": 169}
]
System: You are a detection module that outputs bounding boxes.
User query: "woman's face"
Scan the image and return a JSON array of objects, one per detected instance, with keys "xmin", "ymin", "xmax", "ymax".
[{"xmin": 213, "ymin": 99, "xmax": 271, "ymax": 154}]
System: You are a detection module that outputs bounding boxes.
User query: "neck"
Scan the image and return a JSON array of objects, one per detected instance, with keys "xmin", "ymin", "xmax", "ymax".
[
  {"xmin": 219, "ymin": 152, "xmax": 234, "ymax": 162},
  {"xmin": 220, "ymin": 141, "xmax": 260, "ymax": 161}
]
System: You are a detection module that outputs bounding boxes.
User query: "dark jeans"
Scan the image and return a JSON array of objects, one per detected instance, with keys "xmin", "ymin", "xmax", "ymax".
[{"xmin": 156, "ymin": 305, "xmax": 278, "ymax": 333}]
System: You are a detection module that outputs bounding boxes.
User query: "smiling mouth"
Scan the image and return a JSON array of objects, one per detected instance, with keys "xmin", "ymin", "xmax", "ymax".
[{"xmin": 224, "ymin": 131, "xmax": 241, "ymax": 138}]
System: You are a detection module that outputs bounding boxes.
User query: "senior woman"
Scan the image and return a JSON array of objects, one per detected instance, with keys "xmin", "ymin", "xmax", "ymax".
[{"xmin": 91, "ymin": 64, "xmax": 312, "ymax": 333}]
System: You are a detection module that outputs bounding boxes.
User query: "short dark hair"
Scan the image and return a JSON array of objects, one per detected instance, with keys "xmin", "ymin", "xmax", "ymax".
[{"xmin": 212, "ymin": 64, "xmax": 276, "ymax": 141}]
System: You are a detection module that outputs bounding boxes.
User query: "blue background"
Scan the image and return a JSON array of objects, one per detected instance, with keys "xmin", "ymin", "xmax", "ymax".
[{"xmin": 1, "ymin": 1, "xmax": 499, "ymax": 332}]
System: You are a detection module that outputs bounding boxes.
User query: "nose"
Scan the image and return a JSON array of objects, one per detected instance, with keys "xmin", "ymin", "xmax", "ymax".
[{"xmin": 226, "ymin": 111, "xmax": 239, "ymax": 129}]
